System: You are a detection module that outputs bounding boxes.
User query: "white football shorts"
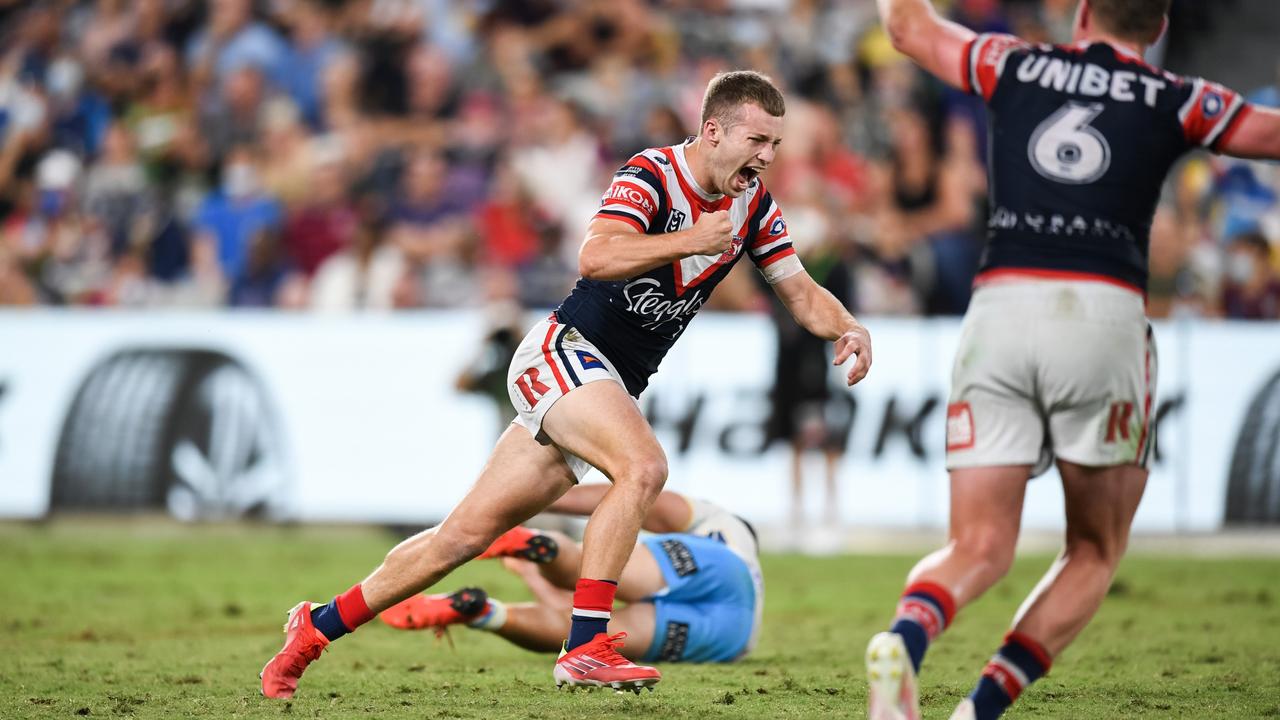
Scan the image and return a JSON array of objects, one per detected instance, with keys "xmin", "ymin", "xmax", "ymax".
[
  {"xmin": 506, "ymin": 314, "xmax": 631, "ymax": 480},
  {"xmin": 945, "ymin": 278, "xmax": 1157, "ymax": 476}
]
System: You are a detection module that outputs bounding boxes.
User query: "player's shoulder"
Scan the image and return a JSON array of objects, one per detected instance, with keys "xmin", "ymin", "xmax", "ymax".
[
  {"xmin": 965, "ymin": 32, "xmax": 1035, "ymax": 100},
  {"xmin": 618, "ymin": 147, "xmax": 674, "ymax": 174},
  {"xmin": 972, "ymin": 32, "xmax": 1034, "ymax": 60},
  {"xmin": 613, "ymin": 148, "xmax": 676, "ymax": 189}
]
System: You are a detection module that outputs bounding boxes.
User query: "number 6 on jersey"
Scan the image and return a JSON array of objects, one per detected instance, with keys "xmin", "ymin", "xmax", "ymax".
[{"xmin": 1029, "ymin": 102, "xmax": 1112, "ymax": 184}]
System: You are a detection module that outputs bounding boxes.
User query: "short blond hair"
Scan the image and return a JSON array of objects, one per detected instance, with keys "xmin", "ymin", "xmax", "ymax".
[{"xmin": 700, "ymin": 71, "xmax": 785, "ymax": 127}]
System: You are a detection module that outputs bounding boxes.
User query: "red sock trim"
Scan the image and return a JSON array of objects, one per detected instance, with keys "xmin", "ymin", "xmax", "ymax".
[
  {"xmin": 1004, "ymin": 630, "xmax": 1053, "ymax": 672},
  {"xmin": 572, "ymin": 578, "xmax": 618, "ymax": 613},
  {"xmin": 981, "ymin": 659, "xmax": 1024, "ymax": 701},
  {"xmin": 903, "ymin": 581, "xmax": 958, "ymax": 626},
  {"xmin": 335, "ymin": 584, "xmax": 374, "ymax": 631}
]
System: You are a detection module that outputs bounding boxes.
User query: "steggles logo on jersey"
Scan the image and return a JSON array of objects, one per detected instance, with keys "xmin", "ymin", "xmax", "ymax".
[{"xmin": 623, "ymin": 277, "xmax": 707, "ymax": 327}]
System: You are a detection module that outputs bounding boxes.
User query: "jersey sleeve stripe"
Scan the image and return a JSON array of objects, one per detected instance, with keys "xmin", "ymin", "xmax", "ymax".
[
  {"xmin": 595, "ymin": 209, "xmax": 646, "ymax": 232},
  {"xmin": 757, "ymin": 245, "xmax": 798, "ymax": 269},
  {"xmin": 752, "ymin": 236, "xmax": 791, "ymax": 258},
  {"xmin": 1212, "ymin": 103, "xmax": 1253, "ymax": 152},
  {"xmin": 599, "ymin": 202, "xmax": 648, "ymax": 223},
  {"xmin": 751, "ymin": 207, "xmax": 784, "ymax": 248},
  {"xmin": 747, "ymin": 192, "xmax": 776, "ymax": 241},
  {"xmin": 1205, "ymin": 95, "xmax": 1246, "ymax": 149},
  {"xmin": 1177, "ymin": 78, "xmax": 1205, "ymax": 125},
  {"xmin": 966, "ymin": 36, "xmax": 982, "ymax": 96},
  {"xmin": 754, "ymin": 242, "xmax": 794, "ymax": 265}
]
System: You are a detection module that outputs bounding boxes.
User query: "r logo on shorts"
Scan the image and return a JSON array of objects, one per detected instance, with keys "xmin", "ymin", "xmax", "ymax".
[
  {"xmin": 513, "ymin": 368, "xmax": 551, "ymax": 411},
  {"xmin": 506, "ymin": 315, "xmax": 633, "ymax": 480}
]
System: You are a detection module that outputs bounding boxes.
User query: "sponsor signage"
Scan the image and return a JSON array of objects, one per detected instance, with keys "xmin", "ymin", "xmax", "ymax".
[{"xmin": 1, "ymin": 312, "xmax": 1276, "ymax": 529}]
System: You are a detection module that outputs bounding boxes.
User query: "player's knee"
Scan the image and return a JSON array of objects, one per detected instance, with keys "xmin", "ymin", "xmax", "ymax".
[
  {"xmin": 956, "ymin": 528, "xmax": 1017, "ymax": 578},
  {"xmin": 1065, "ymin": 530, "xmax": 1127, "ymax": 569},
  {"xmin": 621, "ymin": 455, "xmax": 668, "ymax": 498}
]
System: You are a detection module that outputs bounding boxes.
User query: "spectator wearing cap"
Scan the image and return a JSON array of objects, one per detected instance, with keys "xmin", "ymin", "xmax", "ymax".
[{"xmin": 29, "ymin": 149, "xmax": 115, "ymax": 304}]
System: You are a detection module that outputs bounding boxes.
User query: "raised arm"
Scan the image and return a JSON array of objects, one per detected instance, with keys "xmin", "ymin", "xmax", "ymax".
[
  {"xmin": 770, "ymin": 271, "xmax": 872, "ymax": 386},
  {"xmin": 546, "ymin": 484, "xmax": 695, "ymax": 534},
  {"xmin": 1217, "ymin": 106, "xmax": 1280, "ymax": 161},
  {"xmin": 876, "ymin": 0, "xmax": 977, "ymax": 91},
  {"xmin": 578, "ymin": 212, "xmax": 733, "ymax": 281}
]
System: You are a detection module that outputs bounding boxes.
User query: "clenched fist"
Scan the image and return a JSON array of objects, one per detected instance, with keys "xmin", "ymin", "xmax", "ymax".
[{"xmin": 685, "ymin": 210, "xmax": 734, "ymax": 257}]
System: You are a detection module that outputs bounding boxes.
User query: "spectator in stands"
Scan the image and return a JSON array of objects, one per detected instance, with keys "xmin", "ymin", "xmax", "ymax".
[
  {"xmin": 199, "ymin": 63, "xmax": 268, "ymax": 165},
  {"xmin": 29, "ymin": 150, "xmax": 114, "ymax": 304},
  {"xmin": 186, "ymin": 0, "xmax": 289, "ymax": 92},
  {"xmin": 229, "ymin": 227, "xmax": 292, "ymax": 308},
  {"xmin": 0, "ymin": 0, "xmax": 1272, "ymax": 314},
  {"xmin": 1222, "ymin": 231, "xmax": 1280, "ymax": 320},
  {"xmin": 282, "ymin": 0, "xmax": 350, "ymax": 131},
  {"xmin": 1147, "ymin": 207, "xmax": 1196, "ymax": 318},
  {"xmin": 474, "ymin": 157, "xmax": 542, "ymax": 269},
  {"xmin": 0, "ymin": 240, "xmax": 36, "ymax": 305},
  {"xmin": 310, "ymin": 195, "xmax": 407, "ymax": 312},
  {"xmin": 81, "ymin": 123, "xmax": 150, "ymax": 257},
  {"xmin": 124, "ymin": 45, "xmax": 204, "ymax": 198},
  {"xmin": 192, "ymin": 145, "xmax": 282, "ymax": 296},
  {"xmin": 282, "ymin": 138, "xmax": 358, "ymax": 277}
]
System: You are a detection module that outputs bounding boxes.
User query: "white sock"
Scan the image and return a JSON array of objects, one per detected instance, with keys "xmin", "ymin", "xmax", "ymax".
[{"xmin": 467, "ymin": 599, "xmax": 508, "ymax": 631}]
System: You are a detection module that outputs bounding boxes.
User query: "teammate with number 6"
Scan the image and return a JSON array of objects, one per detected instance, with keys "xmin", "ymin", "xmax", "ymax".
[{"xmin": 865, "ymin": 1, "xmax": 1280, "ymax": 719}]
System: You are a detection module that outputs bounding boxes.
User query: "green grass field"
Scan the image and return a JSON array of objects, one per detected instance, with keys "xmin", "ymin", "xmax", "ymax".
[{"xmin": 3, "ymin": 521, "xmax": 1279, "ymax": 719}]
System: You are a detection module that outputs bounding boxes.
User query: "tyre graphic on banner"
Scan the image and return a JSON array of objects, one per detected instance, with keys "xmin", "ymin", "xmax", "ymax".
[
  {"xmin": 1225, "ymin": 367, "xmax": 1280, "ymax": 525},
  {"xmin": 50, "ymin": 350, "xmax": 289, "ymax": 520}
]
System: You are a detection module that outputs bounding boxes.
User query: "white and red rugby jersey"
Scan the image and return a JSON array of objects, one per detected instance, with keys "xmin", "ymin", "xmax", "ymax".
[{"xmin": 555, "ymin": 140, "xmax": 803, "ymax": 395}]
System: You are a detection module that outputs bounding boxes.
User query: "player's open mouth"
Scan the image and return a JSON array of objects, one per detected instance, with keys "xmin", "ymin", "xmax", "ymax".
[{"xmin": 735, "ymin": 166, "xmax": 760, "ymax": 188}]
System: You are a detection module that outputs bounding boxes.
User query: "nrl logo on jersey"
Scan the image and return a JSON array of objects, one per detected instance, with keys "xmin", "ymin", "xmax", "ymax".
[{"xmin": 665, "ymin": 209, "xmax": 687, "ymax": 233}]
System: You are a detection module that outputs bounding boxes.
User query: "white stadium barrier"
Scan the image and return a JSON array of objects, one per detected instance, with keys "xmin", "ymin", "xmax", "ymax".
[{"xmin": 1, "ymin": 310, "xmax": 1277, "ymax": 530}]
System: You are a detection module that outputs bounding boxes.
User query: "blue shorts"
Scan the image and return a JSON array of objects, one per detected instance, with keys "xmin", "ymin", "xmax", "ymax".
[{"xmin": 638, "ymin": 534, "xmax": 757, "ymax": 663}]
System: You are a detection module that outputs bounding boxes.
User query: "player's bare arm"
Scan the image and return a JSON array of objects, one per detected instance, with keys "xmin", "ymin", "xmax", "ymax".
[
  {"xmin": 578, "ymin": 213, "xmax": 733, "ymax": 281},
  {"xmin": 876, "ymin": 0, "xmax": 976, "ymax": 90},
  {"xmin": 547, "ymin": 484, "xmax": 695, "ymax": 534},
  {"xmin": 770, "ymin": 271, "xmax": 872, "ymax": 386},
  {"xmin": 1218, "ymin": 106, "xmax": 1280, "ymax": 160}
]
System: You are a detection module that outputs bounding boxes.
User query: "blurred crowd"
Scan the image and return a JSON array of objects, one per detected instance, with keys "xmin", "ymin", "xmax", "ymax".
[{"xmin": 1, "ymin": 0, "xmax": 1278, "ymax": 318}]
